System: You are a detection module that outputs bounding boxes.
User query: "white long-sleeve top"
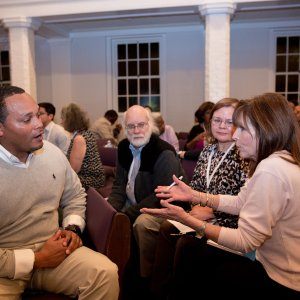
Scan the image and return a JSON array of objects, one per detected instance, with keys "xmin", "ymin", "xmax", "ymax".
[{"xmin": 217, "ymin": 151, "xmax": 300, "ymax": 291}]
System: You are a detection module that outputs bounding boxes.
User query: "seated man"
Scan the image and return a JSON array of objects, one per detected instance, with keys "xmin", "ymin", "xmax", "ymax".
[
  {"xmin": 0, "ymin": 86, "xmax": 119, "ymax": 300},
  {"xmin": 38, "ymin": 102, "xmax": 70, "ymax": 155},
  {"xmin": 91, "ymin": 109, "xmax": 125, "ymax": 145},
  {"xmin": 108, "ymin": 105, "xmax": 186, "ymax": 279}
]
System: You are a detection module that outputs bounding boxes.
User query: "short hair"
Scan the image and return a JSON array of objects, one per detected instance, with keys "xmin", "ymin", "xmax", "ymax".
[
  {"xmin": 104, "ymin": 109, "xmax": 118, "ymax": 124},
  {"xmin": 233, "ymin": 93, "xmax": 300, "ymax": 176},
  {"xmin": 195, "ymin": 101, "xmax": 214, "ymax": 123},
  {"xmin": 38, "ymin": 102, "xmax": 56, "ymax": 116},
  {"xmin": 61, "ymin": 103, "xmax": 90, "ymax": 132},
  {"xmin": 0, "ymin": 85, "xmax": 25, "ymax": 123},
  {"xmin": 123, "ymin": 105, "xmax": 155, "ymax": 133},
  {"xmin": 206, "ymin": 98, "xmax": 239, "ymax": 144}
]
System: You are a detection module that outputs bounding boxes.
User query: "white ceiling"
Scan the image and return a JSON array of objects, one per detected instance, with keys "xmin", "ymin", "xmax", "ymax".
[{"xmin": 1, "ymin": 0, "xmax": 300, "ymax": 39}]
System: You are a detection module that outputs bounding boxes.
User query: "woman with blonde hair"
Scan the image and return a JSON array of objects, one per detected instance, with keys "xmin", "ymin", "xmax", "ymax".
[
  {"xmin": 61, "ymin": 103, "xmax": 105, "ymax": 190},
  {"xmin": 142, "ymin": 93, "xmax": 300, "ymax": 298}
]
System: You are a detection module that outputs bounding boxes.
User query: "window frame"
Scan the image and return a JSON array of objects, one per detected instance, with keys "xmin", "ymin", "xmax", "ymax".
[
  {"xmin": 108, "ymin": 35, "xmax": 166, "ymax": 114},
  {"xmin": 273, "ymin": 30, "xmax": 300, "ymax": 104},
  {"xmin": 0, "ymin": 42, "xmax": 10, "ymax": 87}
]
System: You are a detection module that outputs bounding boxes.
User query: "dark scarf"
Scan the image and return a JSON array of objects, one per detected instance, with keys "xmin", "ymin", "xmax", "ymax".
[{"xmin": 118, "ymin": 134, "xmax": 176, "ymax": 172}]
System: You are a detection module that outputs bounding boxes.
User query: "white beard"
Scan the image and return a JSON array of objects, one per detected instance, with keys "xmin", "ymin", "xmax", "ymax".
[{"xmin": 127, "ymin": 130, "xmax": 151, "ymax": 148}]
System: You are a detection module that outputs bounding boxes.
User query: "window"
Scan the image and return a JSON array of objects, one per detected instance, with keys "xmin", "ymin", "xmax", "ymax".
[
  {"xmin": 0, "ymin": 50, "xmax": 10, "ymax": 87},
  {"xmin": 275, "ymin": 36, "xmax": 299, "ymax": 105},
  {"xmin": 115, "ymin": 41, "xmax": 161, "ymax": 112}
]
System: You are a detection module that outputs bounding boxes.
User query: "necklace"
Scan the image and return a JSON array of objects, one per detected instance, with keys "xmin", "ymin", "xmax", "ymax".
[{"xmin": 206, "ymin": 142, "xmax": 235, "ymax": 191}]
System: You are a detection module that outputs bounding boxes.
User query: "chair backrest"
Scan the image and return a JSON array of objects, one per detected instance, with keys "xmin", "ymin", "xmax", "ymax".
[
  {"xmin": 177, "ymin": 131, "xmax": 189, "ymax": 140},
  {"xmin": 181, "ymin": 159, "xmax": 197, "ymax": 183},
  {"xmin": 98, "ymin": 146, "xmax": 118, "ymax": 167},
  {"xmin": 178, "ymin": 139, "xmax": 187, "ymax": 151},
  {"xmin": 85, "ymin": 188, "xmax": 131, "ymax": 283},
  {"xmin": 96, "ymin": 138, "xmax": 110, "ymax": 148},
  {"xmin": 86, "ymin": 187, "xmax": 116, "ymax": 253}
]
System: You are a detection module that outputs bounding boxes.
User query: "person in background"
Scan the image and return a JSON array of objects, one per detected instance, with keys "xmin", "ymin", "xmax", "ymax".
[
  {"xmin": 108, "ymin": 105, "xmax": 186, "ymax": 287},
  {"xmin": 91, "ymin": 109, "xmax": 125, "ymax": 145},
  {"xmin": 144, "ymin": 98, "xmax": 248, "ymax": 299},
  {"xmin": 153, "ymin": 113, "xmax": 179, "ymax": 152},
  {"xmin": 38, "ymin": 102, "xmax": 70, "ymax": 154},
  {"xmin": 0, "ymin": 86, "xmax": 118, "ymax": 300},
  {"xmin": 184, "ymin": 101, "xmax": 214, "ymax": 151},
  {"xmin": 61, "ymin": 103, "xmax": 105, "ymax": 191},
  {"xmin": 142, "ymin": 93, "xmax": 300, "ymax": 298}
]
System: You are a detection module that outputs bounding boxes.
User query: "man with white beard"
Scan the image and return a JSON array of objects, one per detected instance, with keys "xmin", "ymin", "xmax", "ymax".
[{"xmin": 108, "ymin": 105, "xmax": 186, "ymax": 280}]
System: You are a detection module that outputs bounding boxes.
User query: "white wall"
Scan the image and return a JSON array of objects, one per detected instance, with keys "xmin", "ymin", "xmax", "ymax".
[
  {"xmin": 35, "ymin": 37, "xmax": 52, "ymax": 101},
  {"xmin": 70, "ymin": 35, "xmax": 108, "ymax": 123},
  {"xmin": 230, "ymin": 25, "xmax": 274, "ymax": 99},
  {"xmin": 35, "ymin": 21, "xmax": 299, "ymax": 132}
]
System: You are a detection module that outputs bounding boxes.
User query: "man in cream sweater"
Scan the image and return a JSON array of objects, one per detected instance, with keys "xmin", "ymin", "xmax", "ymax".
[{"xmin": 0, "ymin": 86, "xmax": 119, "ymax": 300}]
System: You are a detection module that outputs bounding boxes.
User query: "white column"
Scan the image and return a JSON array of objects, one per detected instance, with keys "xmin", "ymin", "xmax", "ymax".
[
  {"xmin": 2, "ymin": 17, "xmax": 40, "ymax": 100},
  {"xmin": 199, "ymin": 2, "xmax": 236, "ymax": 103}
]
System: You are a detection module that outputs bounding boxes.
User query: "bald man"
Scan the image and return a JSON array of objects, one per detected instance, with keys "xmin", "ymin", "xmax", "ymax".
[{"xmin": 108, "ymin": 105, "xmax": 186, "ymax": 279}]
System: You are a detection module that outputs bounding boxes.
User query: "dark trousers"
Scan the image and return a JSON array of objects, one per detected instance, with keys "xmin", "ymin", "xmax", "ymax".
[{"xmin": 170, "ymin": 235, "xmax": 300, "ymax": 300}]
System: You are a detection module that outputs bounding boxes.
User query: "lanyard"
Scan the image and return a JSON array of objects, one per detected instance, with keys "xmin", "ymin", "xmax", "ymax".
[{"xmin": 206, "ymin": 142, "xmax": 235, "ymax": 191}]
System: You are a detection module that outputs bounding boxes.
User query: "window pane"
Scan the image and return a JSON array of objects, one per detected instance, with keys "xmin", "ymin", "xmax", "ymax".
[
  {"xmin": 128, "ymin": 61, "xmax": 137, "ymax": 76},
  {"xmin": 140, "ymin": 79, "xmax": 149, "ymax": 94},
  {"xmin": 151, "ymin": 60, "xmax": 159, "ymax": 75},
  {"xmin": 118, "ymin": 97, "xmax": 127, "ymax": 112},
  {"xmin": 150, "ymin": 43, "xmax": 159, "ymax": 58},
  {"xmin": 277, "ymin": 37, "xmax": 286, "ymax": 54},
  {"xmin": 129, "ymin": 79, "xmax": 137, "ymax": 94},
  {"xmin": 128, "ymin": 44, "xmax": 137, "ymax": 59},
  {"xmin": 2, "ymin": 67, "xmax": 10, "ymax": 81},
  {"xmin": 140, "ymin": 96, "xmax": 149, "ymax": 107},
  {"xmin": 288, "ymin": 75, "xmax": 298, "ymax": 92},
  {"xmin": 287, "ymin": 94, "xmax": 298, "ymax": 104},
  {"xmin": 118, "ymin": 44, "xmax": 126, "ymax": 59},
  {"xmin": 150, "ymin": 96, "xmax": 160, "ymax": 112},
  {"xmin": 129, "ymin": 96, "xmax": 137, "ymax": 107},
  {"xmin": 275, "ymin": 75, "xmax": 285, "ymax": 92},
  {"xmin": 288, "ymin": 55, "xmax": 299, "ymax": 72},
  {"xmin": 289, "ymin": 36, "xmax": 299, "ymax": 53},
  {"xmin": 118, "ymin": 79, "xmax": 127, "ymax": 95},
  {"xmin": 276, "ymin": 55, "xmax": 286, "ymax": 72},
  {"xmin": 139, "ymin": 43, "xmax": 148, "ymax": 59},
  {"xmin": 1, "ymin": 51, "xmax": 9, "ymax": 65},
  {"xmin": 118, "ymin": 61, "xmax": 126, "ymax": 76},
  {"xmin": 151, "ymin": 78, "xmax": 160, "ymax": 94},
  {"xmin": 139, "ymin": 61, "xmax": 149, "ymax": 76}
]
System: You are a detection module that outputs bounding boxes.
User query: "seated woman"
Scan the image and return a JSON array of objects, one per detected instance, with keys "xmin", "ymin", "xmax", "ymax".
[
  {"xmin": 140, "ymin": 98, "xmax": 248, "ymax": 299},
  {"xmin": 184, "ymin": 101, "xmax": 214, "ymax": 151},
  {"xmin": 61, "ymin": 103, "xmax": 105, "ymax": 190},
  {"xmin": 142, "ymin": 93, "xmax": 300, "ymax": 298},
  {"xmin": 153, "ymin": 113, "xmax": 179, "ymax": 152}
]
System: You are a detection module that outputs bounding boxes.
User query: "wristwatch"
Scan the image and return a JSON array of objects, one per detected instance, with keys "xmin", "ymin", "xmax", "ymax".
[{"xmin": 65, "ymin": 224, "xmax": 82, "ymax": 237}]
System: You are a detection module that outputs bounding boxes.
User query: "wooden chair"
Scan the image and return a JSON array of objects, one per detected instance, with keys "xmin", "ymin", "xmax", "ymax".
[
  {"xmin": 23, "ymin": 188, "xmax": 131, "ymax": 300},
  {"xmin": 177, "ymin": 131, "xmax": 189, "ymax": 140},
  {"xmin": 178, "ymin": 138, "xmax": 187, "ymax": 151},
  {"xmin": 97, "ymin": 146, "xmax": 118, "ymax": 198},
  {"xmin": 98, "ymin": 146, "xmax": 117, "ymax": 167},
  {"xmin": 181, "ymin": 159, "xmax": 197, "ymax": 183}
]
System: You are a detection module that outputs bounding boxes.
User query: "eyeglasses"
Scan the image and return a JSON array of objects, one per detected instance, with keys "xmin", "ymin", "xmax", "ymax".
[
  {"xmin": 211, "ymin": 118, "xmax": 233, "ymax": 128},
  {"xmin": 125, "ymin": 122, "xmax": 149, "ymax": 132}
]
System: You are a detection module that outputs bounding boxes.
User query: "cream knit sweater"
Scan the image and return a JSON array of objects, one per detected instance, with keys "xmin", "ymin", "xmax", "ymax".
[{"xmin": 0, "ymin": 141, "xmax": 86, "ymax": 279}]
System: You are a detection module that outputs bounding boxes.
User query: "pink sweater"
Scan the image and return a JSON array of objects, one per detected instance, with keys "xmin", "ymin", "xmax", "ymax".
[{"xmin": 218, "ymin": 151, "xmax": 300, "ymax": 291}]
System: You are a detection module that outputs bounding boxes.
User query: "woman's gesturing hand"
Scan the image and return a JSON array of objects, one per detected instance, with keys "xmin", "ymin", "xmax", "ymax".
[{"xmin": 155, "ymin": 175, "xmax": 194, "ymax": 203}]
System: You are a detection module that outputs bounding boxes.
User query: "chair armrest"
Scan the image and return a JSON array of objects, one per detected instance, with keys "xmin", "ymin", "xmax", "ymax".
[{"xmin": 105, "ymin": 212, "xmax": 131, "ymax": 282}]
